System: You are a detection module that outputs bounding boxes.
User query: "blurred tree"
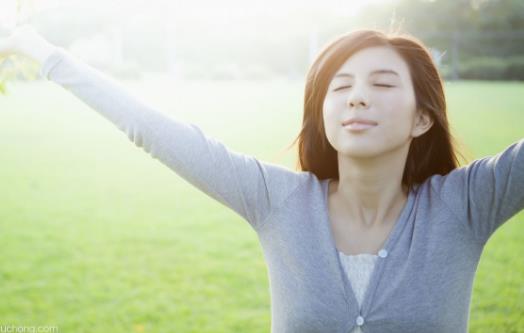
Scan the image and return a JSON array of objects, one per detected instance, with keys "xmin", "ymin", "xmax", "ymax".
[{"xmin": 335, "ymin": 0, "xmax": 524, "ymax": 80}]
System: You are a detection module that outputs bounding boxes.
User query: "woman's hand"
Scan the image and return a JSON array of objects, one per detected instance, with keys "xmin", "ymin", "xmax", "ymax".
[
  {"xmin": 0, "ymin": 25, "xmax": 16, "ymax": 59},
  {"xmin": 0, "ymin": 24, "xmax": 57, "ymax": 65}
]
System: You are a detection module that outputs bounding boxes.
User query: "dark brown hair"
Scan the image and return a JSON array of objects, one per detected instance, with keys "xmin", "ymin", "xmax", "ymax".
[{"xmin": 288, "ymin": 28, "xmax": 468, "ymax": 195}]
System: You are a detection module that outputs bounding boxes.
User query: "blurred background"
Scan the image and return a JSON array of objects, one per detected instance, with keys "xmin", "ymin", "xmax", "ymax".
[
  {"xmin": 1, "ymin": 0, "xmax": 524, "ymax": 82},
  {"xmin": 0, "ymin": 0, "xmax": 523, "ymax": 332}
]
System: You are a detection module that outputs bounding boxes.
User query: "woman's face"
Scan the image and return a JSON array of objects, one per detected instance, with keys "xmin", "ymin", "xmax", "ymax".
[{"xmin": 322, "ymin": 45, "xmax": 431, "ymax": 159}]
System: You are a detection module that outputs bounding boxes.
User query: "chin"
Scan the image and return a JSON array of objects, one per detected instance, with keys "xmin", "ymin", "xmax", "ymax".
[
  {"xmin": 338, "ymin": 145, "xmax": 382, "ymax": 159},
  {"xmin": 335, "ymin": 133, "xmax": 403, "ymax": 158}
]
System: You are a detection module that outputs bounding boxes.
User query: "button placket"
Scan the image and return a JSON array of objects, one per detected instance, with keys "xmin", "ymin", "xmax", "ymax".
[{"xmin": 323, "ymin": 179, "xmax": 417, "ymax": 332}]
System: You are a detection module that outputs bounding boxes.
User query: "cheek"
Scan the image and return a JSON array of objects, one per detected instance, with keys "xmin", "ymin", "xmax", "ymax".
[
  {"xmin": 322, "ymin": 98, "xmax": 336, "ymax": 117},
  {"xmin": 379, "ymin": 106, "xmax": 416, "ymax": 141},
  {"xmin": 322, "ymin": 98, "xmax": 338, "ymax": 126}
]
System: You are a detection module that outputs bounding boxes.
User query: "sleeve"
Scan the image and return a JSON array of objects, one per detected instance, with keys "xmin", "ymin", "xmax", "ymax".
[
  {"xmin": 38, "ymin": 47, "xmax": 305, "ymax": 231},
  {"xmin": 429, "ymin": 139, "xmax": 524, "ymax": 245}
]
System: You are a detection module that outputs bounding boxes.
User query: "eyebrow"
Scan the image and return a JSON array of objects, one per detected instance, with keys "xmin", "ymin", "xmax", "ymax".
[{"xmin": 334, "ymin": 69, "xmax": 400, "ymax": 78}]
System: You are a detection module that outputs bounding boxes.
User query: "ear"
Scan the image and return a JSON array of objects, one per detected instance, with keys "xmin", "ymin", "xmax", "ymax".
[{"xmin": 411, "ymin": 109, "xmax": 434, "ymax": 138}]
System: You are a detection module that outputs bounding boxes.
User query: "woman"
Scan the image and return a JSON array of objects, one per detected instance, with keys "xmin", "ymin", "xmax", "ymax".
[{"xmin": 1, "ymin": 26, "xmax": 523, "ymax": 333}]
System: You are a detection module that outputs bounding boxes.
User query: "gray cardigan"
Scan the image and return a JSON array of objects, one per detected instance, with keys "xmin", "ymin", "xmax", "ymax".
[{"xmin": 40, "ymin": 47, "xmax": 524, "ymax": 333}]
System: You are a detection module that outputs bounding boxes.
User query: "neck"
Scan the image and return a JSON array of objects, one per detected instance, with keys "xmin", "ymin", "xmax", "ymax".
[{"xmin": 331, "ymin": 142, "xmax": 410, "ymax": 228}]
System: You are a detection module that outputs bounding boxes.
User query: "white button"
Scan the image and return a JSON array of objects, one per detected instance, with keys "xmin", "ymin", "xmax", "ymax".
[
  {"xmin": 356, "ymin": 315, "xmax": 365, "ymax": 326},
  {"xmin": 378, "ymin": 249, "xmax": 388, "ymax": 258}
]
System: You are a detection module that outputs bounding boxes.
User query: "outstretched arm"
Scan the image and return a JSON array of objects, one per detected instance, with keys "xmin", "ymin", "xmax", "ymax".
[
  {"xmin": 430, "ymin": 139, "xmax": 524, "ymax": 245},
  {"xmin": 2, "ymin": 25, "xmax": 306, "ymax": 231}
]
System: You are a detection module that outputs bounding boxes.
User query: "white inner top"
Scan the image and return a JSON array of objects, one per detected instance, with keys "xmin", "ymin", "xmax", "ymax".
[{"xmin": 338, "ymin": 251, "xmax": 378, "ymax": 333}]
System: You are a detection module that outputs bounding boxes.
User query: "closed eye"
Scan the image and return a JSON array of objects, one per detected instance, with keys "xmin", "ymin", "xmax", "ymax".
[
  {"xmin": 333, "ymin": 84, "xmax": 394, "ymax": 91},
  {"xmin": 374, "ymin": 84, "xmax": 394, "ymax": 88},
  {"xmin": 333, "ymin": 85, "xmax": 351, "ymax": 91}
]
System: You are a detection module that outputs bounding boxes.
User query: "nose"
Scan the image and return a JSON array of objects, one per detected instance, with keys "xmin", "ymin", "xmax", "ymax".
[{"xmin": 346, "ymin": 85, "xmax": 370, "ymax": 109}]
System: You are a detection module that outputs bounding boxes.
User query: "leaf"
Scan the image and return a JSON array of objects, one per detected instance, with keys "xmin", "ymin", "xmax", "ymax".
[
  {"xmin": 0, "ymin": 53, "xmax": 40, "ymax": 96},
  {"xmin": 0, "ymin": 81, "xmax": 7, "ymax": 95}
]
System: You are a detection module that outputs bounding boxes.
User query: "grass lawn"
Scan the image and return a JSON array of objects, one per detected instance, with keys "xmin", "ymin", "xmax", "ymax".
[{"xmin": 0, "ymin": 78, "xmax": 523, "ymax": 332}]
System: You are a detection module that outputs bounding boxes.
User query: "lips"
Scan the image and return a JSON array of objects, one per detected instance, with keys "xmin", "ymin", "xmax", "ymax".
[{"xmin": 342, "ymin": 118, "xmax": 378, "ymax": 126}]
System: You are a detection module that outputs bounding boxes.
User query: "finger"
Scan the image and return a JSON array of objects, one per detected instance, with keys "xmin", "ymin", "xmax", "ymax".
[
  {"xmin": 0, "ymin": 40, "xmax": 11, "ymax": 56},
  {"xmin": 0, "ymin": 0, "xmax": 18, "ymax": 34},
  {"xmin": 0, "ymin": 25, "xmax": 15, "ymax": 38},
  {"xmin": 0, "ymin": 26, "xmax": 14, "ymax": 56}
]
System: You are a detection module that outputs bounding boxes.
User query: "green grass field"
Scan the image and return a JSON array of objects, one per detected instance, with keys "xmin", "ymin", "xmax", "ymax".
[{"xmin": 0, "ymin": 78, "xmax": 523, "ymax": 332}]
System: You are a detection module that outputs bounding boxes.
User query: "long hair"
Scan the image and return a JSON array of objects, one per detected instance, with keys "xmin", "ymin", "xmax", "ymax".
[{"xmin": 287, "ymin": 28, "xmax": 468, "ymax": 195}]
